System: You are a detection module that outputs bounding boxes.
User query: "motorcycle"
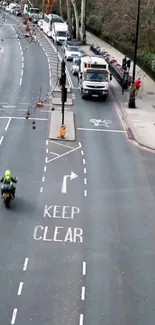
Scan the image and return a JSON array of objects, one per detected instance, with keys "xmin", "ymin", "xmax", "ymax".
[{"xmin": 1, "ymin": 177, "xmax": 18, "ymax": 208}]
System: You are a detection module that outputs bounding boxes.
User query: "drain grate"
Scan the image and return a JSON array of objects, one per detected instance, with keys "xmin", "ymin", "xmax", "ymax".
[{"xmin": 147, "ymin": 91, "xmax": 155, "ymax": 95}]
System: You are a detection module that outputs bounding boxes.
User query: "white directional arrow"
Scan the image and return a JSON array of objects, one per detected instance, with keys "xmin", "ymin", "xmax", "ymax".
[{"xmin": 61, "ymin": 171, "xmax": 78, "ymax": 194}]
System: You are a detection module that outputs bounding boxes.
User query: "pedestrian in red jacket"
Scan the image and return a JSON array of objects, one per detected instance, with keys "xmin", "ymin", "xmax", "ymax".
[{"xmin": 135, "ymin": 78, "xmax": 142, "ymax": 94}]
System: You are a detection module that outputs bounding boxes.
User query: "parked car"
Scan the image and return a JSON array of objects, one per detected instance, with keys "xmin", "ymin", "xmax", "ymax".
[
  {"xmin": 61, "ymin": 40, "xmax": 74, "ymax": 52},
  {"xmin": 64, "ymin": 45, "xmax": 83, "ymax": 61}
]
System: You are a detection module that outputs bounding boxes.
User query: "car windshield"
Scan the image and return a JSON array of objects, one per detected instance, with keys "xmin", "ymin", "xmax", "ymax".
[
  {"xmin": 85, "ymin": 71, "xmax": 108, "ymax": 82},
  {"xmin": 57, "ymin": 31, "xmax": 67, "ymax": 37},
  {"xmin": 68, "ymin": 46, "xmax": 79, "ymax": 52}
]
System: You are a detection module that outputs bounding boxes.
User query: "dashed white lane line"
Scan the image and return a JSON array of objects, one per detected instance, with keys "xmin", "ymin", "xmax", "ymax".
[
  {"xmin": 44, "ymin": 165, "xmax": 47, "ymax": 172},
  {"xmin": 81, "ymin": 150, "xmax": 84, "ymax": 156},
  {"xmin": 23, "ymin": 257, "xmax": 29, "ymax": 271},
  {"xmin": 0, "ymin": 135, "xmax": 4, "ymax": 145},
  {"xmin": 84, "ymin": 168, "xmax": 86, "ymax": 174},
  {"xmin": 84, "ymin": 190, "xmax": 87, "ymax": 197},
  {"xmin": 46, "ymin": 140, "xmax": 49, "ymax": 146},
  {"xmin": 21, "ymin": 70, "xmax": 23, "ymax": 76},
  {"xmin": 40, "ymin": 186, "xmax": 43, "ymax": 193},
  {"xmin": 20, "ymin": 78, "xmax": 22, "ymax": 86},
  {"xmin": 46, "ymin": 148, "xmax": 49, "ymax": 154},
  {"xmin": 42, "ymin": 176, "xmax": 45, "ymax": 182},
  {"xmin": 50, "ymin": 79, "xmax": 52, "ymax": 87},
  {"xmin": 11, "ymin": 308, "xmax": 17, "ymax": 324},
  {"xmin": 17, "ymin": 282, "xmax": 23, "ymax": 296},
  {"xmin": 84, "ymin": 178, "xmax": 87, "ymax": 185},
  {"xmin": 83, "ymin": 158, "xmax": 86, "ymax": 165},
  {"xmin": 82, "ymin": 261, "xmax": 86, "ymax": 275},
  {"xmin": 81, "ymin": 286, "xmax": 85, "ymax": 300},
  {"xmin": 79, "ymin": 314, "xmax": 84, "ymax": 325}
]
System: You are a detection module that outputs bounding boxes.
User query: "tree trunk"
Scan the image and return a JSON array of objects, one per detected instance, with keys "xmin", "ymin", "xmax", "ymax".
[
  {"xmin": 66, "ymin": 0, "xmax": 72, "ymax": 34},
  {"xmin": 59, "ymin": 0, "xmax": 62, "ymax": 17},
  {"xmin": 80, "ymin": 0, "xmax": 86, "ymax": 44},
  {"xmin": 70, "ymin": 0, "xmax": 79, "ymax": 40}
]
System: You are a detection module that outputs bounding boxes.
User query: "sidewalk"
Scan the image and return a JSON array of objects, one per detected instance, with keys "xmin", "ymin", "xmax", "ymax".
[{"xmin": 81, "ymin": 31, "xmax": 155, "ymax": 150}]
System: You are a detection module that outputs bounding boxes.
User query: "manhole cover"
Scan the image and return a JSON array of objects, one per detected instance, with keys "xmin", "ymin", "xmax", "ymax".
[{"xmin": 147, "ymin": 91, "xmax": 155, "ymax": 95}]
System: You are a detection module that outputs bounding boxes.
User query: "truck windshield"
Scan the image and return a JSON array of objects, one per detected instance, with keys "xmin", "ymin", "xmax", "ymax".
[
  {"xmin": 56, "ymin": 31, "xmax": 67, "ymax": 37},
  {"xmin": 30, "ymin": 8, "xmax": 39, "ymax": 14},
  {"xmin": 85, "ymin": 71, "xmax": 108, "ymax": 82}
]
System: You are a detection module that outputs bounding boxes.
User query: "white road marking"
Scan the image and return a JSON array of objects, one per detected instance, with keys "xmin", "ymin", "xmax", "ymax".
[
  {"xmin": 20, "ymin": 77, "xmax": 22, "ymax": 86},
  {"xmin": 49, "ymin": 71, "xmax": 51, "ymax": 78},
  {"xmin": 77, "ymin": 128, "xmax": 126, "ymax": 133},
  {"xmin": 50, "ymin": 79, "xmax": 52, "ymax": 87},
  {"xmin": 81, "ymin": 286, "xmax": 85, "ymax": 300},
  {"xmin": 82, "ymin": 261, "xmax": 86, "ymax": 275},
  {"xmin": 21, "ymin": 70, "xmax": 23, "ymax": 76},
  {"xmin": 45, "ymin": 143, "xmax": 81, "ymax": 163},
  {"xmin": 81, "ymin": 150, "xmax": 84, "ymax": 155},
  {"xmin": 84, "ymin": 190, "xmax": 87, "ymax": 197},
  {"xmin": 84, "ymin": 178, "xmax": 87, "ymax": 185},
  {"xmin": 17, "ymin": 282, "xmax": 23, "ymax": 296},
  {"xmin": 40, "ymin": 187, "xmax": 43, "ymax": 193},
  {"xmin": 11, "ymin": 308, "xmax": 17, "ymax": 324},
  {"xmin": 0, "ymin": 116, "xmax": 48, "ymax": 121},
  {"xmin": 46, "ymin": 148, "xmax": 48, "ymax": 154},
  {"xmin": 5, "ymin": 118, "xmax": 11, "ymax": 131},
  {"xmin": 42, "ymin": 176, "xmax": 45, "ymax": 182},
  {"xmin": 46, "ymin": 140, "xmax": 48, "ymax": 146},
  {"xmin": 84, "ymin": 168, "xmax": 86, "ymax": 174},
  {"xmin": 0, "ymin": 136, "xmax": 4, "ymax": 145},
  {"xmin": 50, "ymin": 151, "xmax": 59, "ymax": 156},
  {"xmin": 44, "ymin": 166, "xmax": 47, "ymax": 172},
  {"xmin": 79, "ymin": 314, "xmax": 84, "ymax": 325},
  {"xmin": 23, "ymin": 257, "xmax": 29, "ymax": 271},
  {"xmin": 50, "ymin": 141, "xmax": 74, "ymax": 149},
  {"xmin": 22, "ymin": 56, "xmax": 24, "ymax": 62},
  {"xmin": 83, "ymin": 158, "xmax": 85, "ymax": 165}
]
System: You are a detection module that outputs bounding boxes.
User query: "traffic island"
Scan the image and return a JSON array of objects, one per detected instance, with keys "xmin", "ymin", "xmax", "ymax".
[{"xmin": 49, "ymin": 110, "xmax": 75, "ymax": 141}]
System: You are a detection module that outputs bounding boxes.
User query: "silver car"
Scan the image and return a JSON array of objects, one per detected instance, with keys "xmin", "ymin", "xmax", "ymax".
[{"xmin": 71, "ymin": 57, "xmax": 80, "ymax": 75}]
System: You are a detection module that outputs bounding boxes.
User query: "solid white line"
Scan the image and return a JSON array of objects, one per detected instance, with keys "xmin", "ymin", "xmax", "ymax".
[
  {"xmin": 0, "ymin": 116, "xmax": 48, "ymax": 121},
  {"xmin": 83, "ymin": 159, "xmax": 86, "ymax": 165},
  {"xmin": 84, "ymin": 178, "xmax": 87, "ymax": 185},
  {"xmin": 79, "ymin": 142, "xmax": 82, "ymax": 146},
  {"xmin": 81, "ymin": 286, "xmax": 85, "ymax": 300},
  {"xmin": 17, "ymin": 282, "xmax": 23, "ymax": 296},
  {"xmin": 50, "ymin": 151, "xmax": 59, "ymax": 156},
  {"xmin": 40, "ymin": 187, "xmax": 43, "ymax": 193},
  {"xmin": 42, "ymin": 176, "xmax": 45, "ymax": 182},
  {"xmin": 84, "ymin": 168, "xmax": 86, "ymax": 174},
  {"xmin": 0, "ymin": 136, "xmax": 4, "ymax": 145},
  {"xmin": 79, "ymin": 314, "xmax": 84, "ymax": 325},
  {"xmin": 20, "ymin": 78, "xmax": 22, "ymax": 86},
  {"xmin": 82, "ymin": 261, "xmax": 86, "ymax": 275},
  {"xmin": 84, "ymin": 190, "xmax": 87, "ymax": 197},
  {"xmin": 44, "ymin": 166, "xmax": 47, "ymax": 172},
  {"xmin": 77, "ymin": 128, "xmax": 126, "ymax": 133},
  {"xmin": 5, "ymin": 118, "xmax": 11, "ymax": 131},
  {"xmin": 23, "ymin": 257, "xmax": 29, "ymax": 271},
  {"xmin": 81, "ymin": 150, "xmax": 84, "ymax": 156},
  {"xmin": 50, "ymin": 141, "xmax": 74, "ymax": 149},
  {"xmin": 11, "ymin": 308, "xmax": 17, "ymax": 324}
]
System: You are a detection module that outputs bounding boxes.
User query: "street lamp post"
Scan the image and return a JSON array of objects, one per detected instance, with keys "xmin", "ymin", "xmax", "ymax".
[{"xmin": 128, "ymin": 0, "xmax": 141, "ymax": 108}]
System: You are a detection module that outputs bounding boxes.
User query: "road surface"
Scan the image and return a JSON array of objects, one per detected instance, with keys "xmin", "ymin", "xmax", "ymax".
[{"xmin": 0, "ymin": 14, "xmax": 155, "ymax": 325}]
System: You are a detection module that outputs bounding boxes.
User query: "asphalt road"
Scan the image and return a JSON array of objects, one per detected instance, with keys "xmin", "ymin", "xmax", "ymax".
[{"xmin": 1, "ymin": 13, "xmax": 155, "ymax": 325}]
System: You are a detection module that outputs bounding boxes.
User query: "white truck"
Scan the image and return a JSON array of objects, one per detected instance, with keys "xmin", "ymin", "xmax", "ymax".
[
  {"xmin": 24, "ymin": 5, "xmax": 40, "ymax": 23},
  {"xmin": 78, "ymin": 56, "xmax": 112, "ymax": 100},
  {"xmin": 52, "ymin": 22, "xmax": 68, "ymax": 44}
]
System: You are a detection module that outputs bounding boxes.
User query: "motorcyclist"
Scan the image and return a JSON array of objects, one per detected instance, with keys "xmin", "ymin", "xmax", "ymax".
[{"xmin": 0, "ymin": 170, "xmax": 17, "ymax": 198}]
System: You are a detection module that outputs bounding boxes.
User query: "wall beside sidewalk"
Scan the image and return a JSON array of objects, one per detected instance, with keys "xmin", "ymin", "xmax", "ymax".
[{"xmin": 87, "ymin": 27, "xmax": 155, "ymax": 83}]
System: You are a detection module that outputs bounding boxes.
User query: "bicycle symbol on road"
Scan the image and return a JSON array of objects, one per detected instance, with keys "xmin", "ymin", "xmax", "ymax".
[{"xmin": 90, "ymin": 119, "xmax": 112, "ymax": 127}]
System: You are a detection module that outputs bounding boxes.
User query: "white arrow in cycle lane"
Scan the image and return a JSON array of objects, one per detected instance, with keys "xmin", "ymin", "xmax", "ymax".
[{"xmin": 61, "ymin": 171, "xmax": 78, "ymax": 194}]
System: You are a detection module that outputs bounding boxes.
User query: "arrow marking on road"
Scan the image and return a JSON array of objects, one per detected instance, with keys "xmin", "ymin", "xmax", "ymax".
[{"xmin": 61, "ymin": 171, "xmax": 78, "ymax": 194}]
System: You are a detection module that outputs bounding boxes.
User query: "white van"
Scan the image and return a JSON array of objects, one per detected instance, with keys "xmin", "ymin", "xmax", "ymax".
[{"xmin": 52, "ymin": 22, "xmax": 68, "ymax": 44}]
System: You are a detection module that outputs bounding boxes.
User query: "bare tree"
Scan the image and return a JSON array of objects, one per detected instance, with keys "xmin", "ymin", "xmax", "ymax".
[
  {"xmin": 66, "ymin": 0, "xmax": 72, "ymax": 33},
  {"xmin": 80, "ymin": 0, "xmax": 86, "ymax": 43},
  {"xmin": 59, "ymin": 0, "xmax": 63, "ymax": 17},
  {"xmin": 70, "ymin": 0, "xmax": 79, "ymax": 39}
]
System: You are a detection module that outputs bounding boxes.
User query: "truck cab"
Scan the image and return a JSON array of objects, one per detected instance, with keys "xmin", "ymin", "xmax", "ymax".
[
  {"xmin": 26, "ymin": 7, "xmax": 40, "ymax": 23},
  {"xmin": 79, "ymin": 56, "xmax": 112, "ymax": 100},
  {"xmin": 52, "ymin": 22, "xmax": 68, "ymax": 45}
]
